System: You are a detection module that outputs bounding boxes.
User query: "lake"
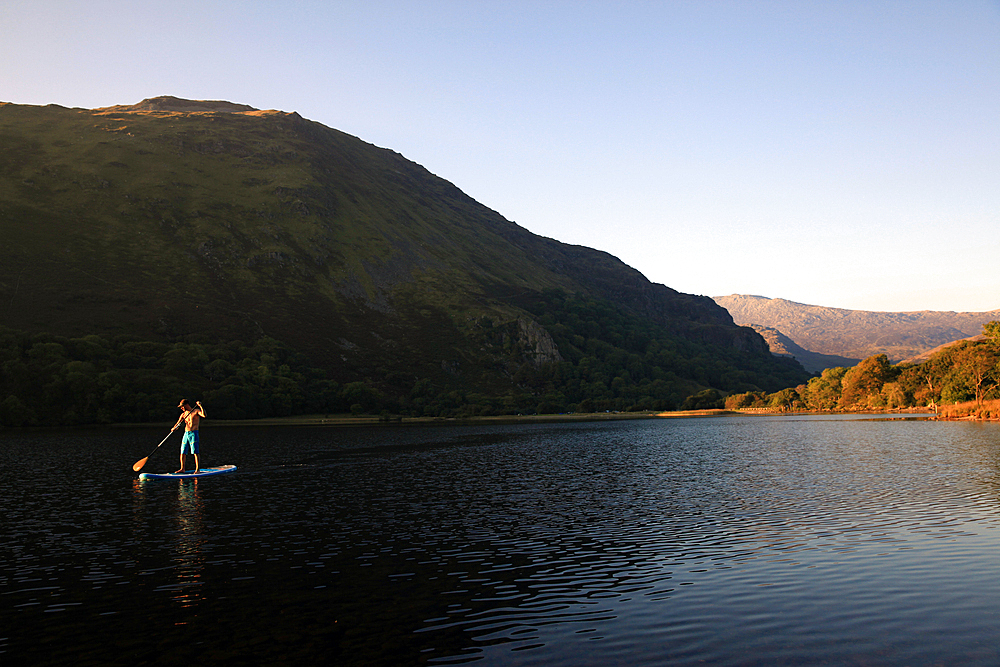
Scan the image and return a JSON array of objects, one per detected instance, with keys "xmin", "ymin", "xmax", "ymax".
[{"xmin": 3, "ymin": 415, "xmax": 1000, "ymax": 665}]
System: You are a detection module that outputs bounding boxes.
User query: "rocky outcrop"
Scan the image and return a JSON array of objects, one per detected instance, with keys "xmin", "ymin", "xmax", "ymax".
[{"xmin": 517, "ymin": 317, "xmax": 563, "ymax": 367}]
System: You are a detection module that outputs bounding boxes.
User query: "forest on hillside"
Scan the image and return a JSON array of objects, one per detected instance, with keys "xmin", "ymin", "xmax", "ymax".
[
  {"xmin": 508, "ymin": 289, "xmax": 807, "ymax": 412},
  {"xmin": 6, "ymin": 317, "xmax": 996, "ymax": 428},
  {"xmin": 0, "ymin": 330, "xmax": 348, "ymax": 426},
  {"xmin": 0, "ymin": 289, "xmax": 808, "ymax": 427},
  {"xmin": 724, "ymin": 322, "xmax": 1000, "ymax": 416}
]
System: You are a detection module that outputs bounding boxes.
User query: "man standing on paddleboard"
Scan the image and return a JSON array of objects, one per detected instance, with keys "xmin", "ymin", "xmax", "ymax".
[{"xmin": 172, "ymin": 399, "xmax": 206, "ymax": 473}]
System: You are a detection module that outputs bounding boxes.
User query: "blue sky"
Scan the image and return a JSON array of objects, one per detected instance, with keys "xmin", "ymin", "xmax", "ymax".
[{"xmin": 4, "ymin": 1, "xmax": 999, "ymax": 312}]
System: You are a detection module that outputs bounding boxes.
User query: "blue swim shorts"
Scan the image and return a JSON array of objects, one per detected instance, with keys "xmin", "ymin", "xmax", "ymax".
[{"xmin": 180, "ymin": 430, "xmax": 200, "ymax": 454}]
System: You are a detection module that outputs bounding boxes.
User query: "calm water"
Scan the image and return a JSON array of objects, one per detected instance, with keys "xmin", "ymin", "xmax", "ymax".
[{"xmin": 3, "ymin": 415, "xmax": 1000, "ymax": 665}]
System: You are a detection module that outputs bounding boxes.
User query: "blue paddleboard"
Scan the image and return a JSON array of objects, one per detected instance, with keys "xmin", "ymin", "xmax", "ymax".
[{"xmin": 139, "ymin": 464, "xmax": 237, "ymax": 480}]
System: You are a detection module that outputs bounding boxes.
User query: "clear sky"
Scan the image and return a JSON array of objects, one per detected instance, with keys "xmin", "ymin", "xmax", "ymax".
[{"xmin": 4, "ymin": 1, "xmax": 999, "ymax": 312}]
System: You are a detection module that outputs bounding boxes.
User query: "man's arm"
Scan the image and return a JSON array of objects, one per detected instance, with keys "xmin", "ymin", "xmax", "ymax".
[{"xmin": 196, "ymin": 401, "xmax": 206, "ymax": 418}]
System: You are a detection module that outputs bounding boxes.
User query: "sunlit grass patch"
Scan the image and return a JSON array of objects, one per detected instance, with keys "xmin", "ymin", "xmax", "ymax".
[{"xmin": 937, "ymin": 399, "xmax": 1000, "ymax": 420}]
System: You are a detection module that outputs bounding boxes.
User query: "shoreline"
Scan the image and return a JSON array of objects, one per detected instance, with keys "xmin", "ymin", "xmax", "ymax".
[
  {"xmin": 109, "ymin": 407, "xmax": 938, "ymax": 430},
  {"xmin": 114, "ymin": 410, "xmax": 683, "ymax": 429},
  {"xmin": 108, "ymin": 410, "xmax": 739, "ymax": 430},
  {"xmin": 0, "ymin": 408, "xmax": 946, "ymax": 432}
]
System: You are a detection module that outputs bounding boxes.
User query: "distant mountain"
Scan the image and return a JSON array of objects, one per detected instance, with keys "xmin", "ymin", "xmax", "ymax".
[
  {"xmin": 744, "ymin": 324, "xmax": 860, "ymax": 374},
  {"xmin": 0, "ymin": 98, "xmax": 808, "ymax": 416},
  {"xmin": 714, "ymin": 294, "xmax": 1000, "ymax": 368},
  {"xmin": 902, "ymin": 335, "xmax": 986, "ymax": 365}
]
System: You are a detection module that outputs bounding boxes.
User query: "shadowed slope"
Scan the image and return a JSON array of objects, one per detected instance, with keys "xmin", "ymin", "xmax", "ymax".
[{"xmin": 0, "ymin": 99, "xmax": 807, "ymax": 407}]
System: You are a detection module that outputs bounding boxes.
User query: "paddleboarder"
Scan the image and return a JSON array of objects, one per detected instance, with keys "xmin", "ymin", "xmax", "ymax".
[{"xmin": 172, "ymin": 399, "xmax": 206, "ymax": 473}]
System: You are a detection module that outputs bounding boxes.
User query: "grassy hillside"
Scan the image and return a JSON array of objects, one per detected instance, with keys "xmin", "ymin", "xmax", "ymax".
[{"xmin": 0, "ymin": 98, "xmax": 808, "ymax": 423}]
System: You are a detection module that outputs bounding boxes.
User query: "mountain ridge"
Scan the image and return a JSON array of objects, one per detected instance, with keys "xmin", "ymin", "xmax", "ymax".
[
  {"xmin": 714, "ymin": 294, "xmax": 1000, "ymax": 369},
  {"xmin": 97, "ymin": 95, "xmax": 261, "ymax": 114}
]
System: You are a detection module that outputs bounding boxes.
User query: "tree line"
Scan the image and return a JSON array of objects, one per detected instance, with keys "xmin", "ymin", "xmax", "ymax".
[
  {"xmin": 0, "ymin": 285, "xmax": 813, "ymax": 426},
  {"xmin": 13, "ymin": 309, "xmax": 988, "ymax": 428},
  {"xmin": 724, "ymin": 322, "xmax": 1000, "ymax": 414},
  {"xmin": 0, "ymin": 329, "xmax": 349, "ymax": 426}
]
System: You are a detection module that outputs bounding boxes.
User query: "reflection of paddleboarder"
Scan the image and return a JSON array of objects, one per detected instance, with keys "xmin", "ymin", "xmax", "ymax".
[{"xmin": 172, "ymin": 400, "xmax": 206, "ymax": 473}]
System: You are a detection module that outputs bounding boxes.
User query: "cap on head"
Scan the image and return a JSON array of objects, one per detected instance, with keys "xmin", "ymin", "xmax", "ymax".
[{"xmin": 178, "ymin": 399, "xmax": 190, "ymax": 408}]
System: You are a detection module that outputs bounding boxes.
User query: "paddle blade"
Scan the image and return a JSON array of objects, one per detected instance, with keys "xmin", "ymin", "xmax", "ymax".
[{"xmin": 132, "ymin": 457, "xmax": 149, "ymax": 472}]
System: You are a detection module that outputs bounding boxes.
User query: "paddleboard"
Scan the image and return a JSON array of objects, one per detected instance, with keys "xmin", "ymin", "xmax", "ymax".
[{"xmin": 139, "ymin": 465, "xmax": 237, "ymax": 480}]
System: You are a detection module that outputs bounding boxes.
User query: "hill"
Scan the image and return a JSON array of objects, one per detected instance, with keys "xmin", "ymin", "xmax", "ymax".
[
  {"xmin": 0, "ymin": 98, "xmax": 808, "ymax": 423},
  {"xmin": 902, "ymin": 335, "xmax": 986, "ymax": 365},
  {"xmin": 714, "ymin": 294, "xmax": 1000, "ymax": 368},
  {"xmin": 744, "ymin": 324, "xmax": 860, "ymax": 374}
]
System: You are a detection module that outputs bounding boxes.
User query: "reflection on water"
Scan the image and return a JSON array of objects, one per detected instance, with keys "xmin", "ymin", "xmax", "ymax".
[
  {"xmin": 4, "ymin": 417, "xmax": 1000, "ymax": 666},
  {"xmin": 132, "ymin": 478, "xmax": 206, "ymax": 611},
  {"xmin": 170, "ymin": 480, "xmax": 205, "ymax": 610}
]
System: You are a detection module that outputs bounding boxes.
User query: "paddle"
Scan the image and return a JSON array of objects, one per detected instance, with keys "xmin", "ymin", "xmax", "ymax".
[{"xmin": 132, "ymin": 430, "xmax": 176, "ymax": 472}]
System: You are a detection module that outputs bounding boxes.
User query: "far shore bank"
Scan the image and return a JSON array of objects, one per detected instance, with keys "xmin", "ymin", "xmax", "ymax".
[
  {"xmin": 107, "ymin": 407, "xmax": 938, "ymax": 430},
  {"xmin": 116, "ymin": 410, "xmax": 677, "ymax": 429}
]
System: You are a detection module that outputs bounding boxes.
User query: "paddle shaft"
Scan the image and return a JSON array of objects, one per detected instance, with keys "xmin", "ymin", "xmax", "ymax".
[{"xmin": 132, "ymin": 430, "xmax": 176, "ymax": 472}]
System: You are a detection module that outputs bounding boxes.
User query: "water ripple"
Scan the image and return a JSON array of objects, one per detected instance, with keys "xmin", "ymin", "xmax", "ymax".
[{"xmin": 4, "ymin": 419, "xmax": 1000, "ymax": 665}]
